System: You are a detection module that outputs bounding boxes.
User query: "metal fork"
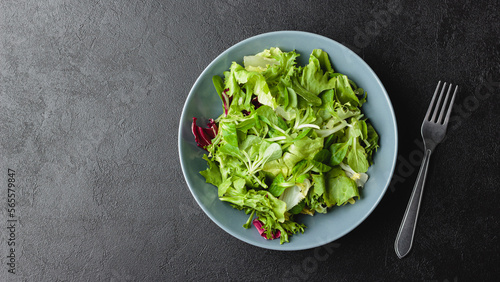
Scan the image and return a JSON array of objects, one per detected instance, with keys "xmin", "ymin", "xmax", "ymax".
[{"xmin": 394, "ymin": 81, "xmax": 458, "ymax": 259}]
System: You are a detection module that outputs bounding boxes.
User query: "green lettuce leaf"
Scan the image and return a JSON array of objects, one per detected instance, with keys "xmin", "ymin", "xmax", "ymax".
[
  {"xmin": 297, "ymin": 49, "xmax": 336, "ymax": 97},
  {"xmin": 324, "ymin": 167, "xmax": 359, "ymax": 207},
  {"xmin": 220, "ymin": 188, "xmax": 287, "ymax": 224},
  {"xmin": 335, "ymin": 75, "xmax": 360, "ymax": 107},
  {"xmin": 200, "ymin": 154, "xmax": 222, "ymax": 187}
]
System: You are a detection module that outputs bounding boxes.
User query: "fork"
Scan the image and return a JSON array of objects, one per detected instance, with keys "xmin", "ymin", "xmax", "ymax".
[{"xmin": 394, "ymin": 81, "xmax": 458, "ymax": 259}]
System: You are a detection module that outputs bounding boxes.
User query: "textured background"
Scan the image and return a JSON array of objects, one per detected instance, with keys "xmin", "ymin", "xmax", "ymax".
[{"xmin": 1, "ymin": 0, "xmax": 499, "ymax": 281}]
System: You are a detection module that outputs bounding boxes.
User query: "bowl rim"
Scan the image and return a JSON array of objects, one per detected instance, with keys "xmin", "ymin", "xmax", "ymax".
[{"xmin": 178, "ymin": 30, "xmax": 398, "ymax": 251}]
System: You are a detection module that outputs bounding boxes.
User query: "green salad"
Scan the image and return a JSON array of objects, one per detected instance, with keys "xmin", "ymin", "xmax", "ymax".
[{"xmin": 192, "ymin": 47, "xmax": 379, "ymax": 244}]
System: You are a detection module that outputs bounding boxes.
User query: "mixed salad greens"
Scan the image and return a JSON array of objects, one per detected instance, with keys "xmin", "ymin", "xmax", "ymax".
[{"xmin": 192, "ymin": 47, "xmax": 379, "ymax": 244}]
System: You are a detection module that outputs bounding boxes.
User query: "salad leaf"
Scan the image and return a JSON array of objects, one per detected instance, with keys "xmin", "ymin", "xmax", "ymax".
[
  {"xmin": 344, "ymin": 118, "xmax": 370, "ymax": 173},
  {"xmin": 365, "ymin": 123, "xmax": 380, "ymax": 164},
  {"xmin": 340, "ymin": 162, "xmax": 369, "ymax": 188},
  {"xmin": 220, "ymin": 188, "xmax": 286, "ymax": 224},
  {"xmin": 287, "ymin": 137, "xmax": 324, "ymax": 160},
  {"xmin": 330, "ymin": 142, "xmax": 349, "ymax": 166},
  {"xmin": 192, "ymin": 117, "xmax": 218, "ymax": 148},
  {"xmin": 324, "ymin": 167, "xmax": 360, "ymax": 207},
  {"xmin": 268, "ymin": 173, "xmax": 291, "ymax": 197},
  {"xmin": 289, "ymin": 199, "xmax": 306, "ymax": 215},
  {"xmin": 200, "ymin": 154, "xmax": 222, "ymax": 187},
  {"xmin": 252, "ymin": 218, "xmax": 281, "ymax": 239},
  {"xmin": 279, "ymin": 178, "xmax": 312, "ymax": 211},
  {"xmin": 296, "ymin": 49, "xmax": 336, "ymax": 99},
  {"xmin": 304, "ymin": 173, "xmax": 327, "ymax": 214},
  {"xmin": 347, "ymin": 146, "xmax": 369, "ymax": 173},
  {"xmin": 335, "ymin": 75, "xmax": 360, "ymax": 106},
  {"xmin": 230, "ymin": 62, "xmax": 277, "ymax": 109}
]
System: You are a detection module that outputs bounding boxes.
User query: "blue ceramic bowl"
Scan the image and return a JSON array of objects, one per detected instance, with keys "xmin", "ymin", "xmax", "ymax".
[{"xmin": 178, "ymin": 31, "xmax": 398, "ymax": 251}]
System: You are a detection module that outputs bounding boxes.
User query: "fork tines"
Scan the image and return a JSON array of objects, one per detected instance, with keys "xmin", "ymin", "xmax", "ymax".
[{"xmin": 425, "ymin": 81, "xmax": 459, "ymax": 125}]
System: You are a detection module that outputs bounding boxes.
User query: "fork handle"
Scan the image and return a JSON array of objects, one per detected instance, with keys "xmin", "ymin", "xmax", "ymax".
[{"xmin": 394, "ymin": 148, "xmax": 432, "ymax": 258}]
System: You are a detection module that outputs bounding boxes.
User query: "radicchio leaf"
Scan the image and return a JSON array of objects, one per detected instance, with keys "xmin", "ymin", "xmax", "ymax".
[
  {"xmin": 242, "ymin": 96, "xmax": 262, "ymax": 116},
  {"xmin": 222, "ymin": 88, "xmax": 232, "ymax": 116},
  {"xmin": 192, "ymin": 117, "xmax": 218, "ymax": 148},
  {"xmin": 251, "ymin": 96, "xmax": 262, "ymax": 109},
  {"xmin": 252, "ymin": 218, "xmax": 281, "ymax": 240}
]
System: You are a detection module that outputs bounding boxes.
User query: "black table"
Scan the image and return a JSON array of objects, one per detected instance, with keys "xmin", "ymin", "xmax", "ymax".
[{"xmin": 1, "ymin": 0, "xmax": 498, "ymax": 281}]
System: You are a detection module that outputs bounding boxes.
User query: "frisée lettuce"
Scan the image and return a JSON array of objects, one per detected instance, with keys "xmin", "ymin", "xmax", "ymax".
[{"xmin": 191, "ymin": 47, "xmax": 379, "ymax": 244}]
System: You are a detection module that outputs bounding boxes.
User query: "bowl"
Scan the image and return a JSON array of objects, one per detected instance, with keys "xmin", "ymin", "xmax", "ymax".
[{"xmin": 178, "ymin": 31, "xmax": 398, "ymax": 251}]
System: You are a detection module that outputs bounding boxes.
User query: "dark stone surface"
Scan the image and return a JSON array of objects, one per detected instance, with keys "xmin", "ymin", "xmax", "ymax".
[{"xmin": 1, "ymin": 0, "xmax": 498, "ymax": 281}]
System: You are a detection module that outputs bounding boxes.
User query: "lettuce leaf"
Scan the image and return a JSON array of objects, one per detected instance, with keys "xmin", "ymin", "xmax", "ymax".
[{"xmin": 324, "ymin": 167, "xmax": 360, "ymax": 207}]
